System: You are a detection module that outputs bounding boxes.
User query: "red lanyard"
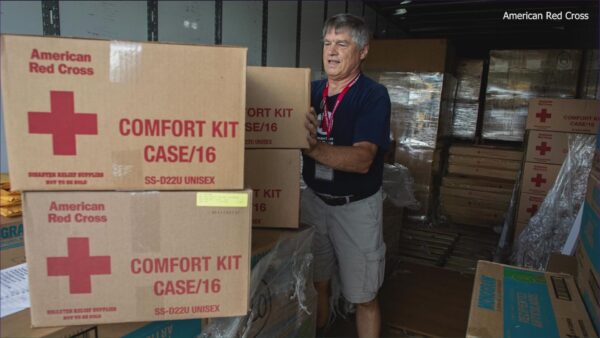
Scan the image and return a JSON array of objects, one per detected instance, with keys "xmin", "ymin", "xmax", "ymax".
[{"xmin": 321, "ymin": 73, "xmax": 360, "ymax": 140}]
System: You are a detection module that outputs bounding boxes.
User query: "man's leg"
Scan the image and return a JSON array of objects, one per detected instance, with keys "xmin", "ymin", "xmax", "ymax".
[
  {"xmin": 314, "ymin": 280, "xmax": 331, "ymax": 330},
  {"xmin": 356, "ymin": 296, "xmax": 381, "ymax": 338}
]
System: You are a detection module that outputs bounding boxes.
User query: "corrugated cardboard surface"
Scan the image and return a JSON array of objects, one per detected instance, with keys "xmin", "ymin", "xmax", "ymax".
[
  {"xmin": 245, "ymin": 149, "xmax": 300, "ymax": 229},
  {"xmin": 364, "ymin": 39, "xmax": 453, "ymax": 73},
  {"xmin": 1, "ymin": 34, "xmax": 246, "ymax": 191},
  {"xmin": 447, "ymin": 164, "xmax": 518, "ymax": 181},
  {"xmin": 24, "ymin": 190, "xmax": 252, "ymax": 326},
  {"xmin": 449, "ymin": 145, "xmax": 523, "ymax": 161},
  {"xmin": 0, "ymin": 216, "xmax": 24, "ymax": 269},
  {"xmin": 0, "ymin": 310, "xmax": 97, "ymax": 338},
  {"xmin": 97, "ymin": 319, "xmax": 202, "ymax": 338},
  {"xmin": 515, "ymin": 193, "xmax": 545, "ymax": 228},
  {"xmin": 245, "ymin": 67, "xmax": 309, "ymax": 149},
  {"xmin": 467, "ymin": 261, "xmax": 597, "ymax": 338},
  {"xmin": 448, "ymin": 154, "xmax": 521, "ymax": 171},
  {"xmin": 527, "ymin": 98, "xmax": 599, "ymax": 133},
  {"xmin": 525, "ymin": 130, "xmax": 571, "ymax": 164},
  {"xmin": 586, "ymin": 172, "xmax": 600, "ymax": 215},
  {"xmin": 575, "ymin": 243, "xmax": 600, "ymax": 334},
  {"xmin": 520, "ymin": 162, "xmax": 561, "ymax": 195}
]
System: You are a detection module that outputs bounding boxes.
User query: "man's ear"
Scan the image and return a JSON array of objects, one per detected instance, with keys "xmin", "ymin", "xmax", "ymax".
[{"xmin": 360, "ymin": 44, "xmax": 369, "ymax": 61}]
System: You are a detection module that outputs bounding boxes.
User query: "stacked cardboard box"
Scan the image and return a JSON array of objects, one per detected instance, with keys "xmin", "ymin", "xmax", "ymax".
[
  {"xmin": 579, "ymin": 49, "xmax": 599, "ymax": 100},
  {"xmin": 244, "ymin": 66, "xmax": 309, "ymax": 229},
  {"xmin": 376, "ymin": 72, "xmax": 457, "ymax": 220},
  {"xmin": 574, "ymin": 136, "xmax": 600, "ymax": 334},
  {"xmin": 0, "ymin": 227, "xmax": 297, "ymax": 338},
  {"xmin": 482, "ymin": 50, "xmax": 581, "ymax": 142},
  {"xmin": 453, "ymin": 59, "xmax": 484, "ymax": 140},
  {"xmin": 441, "ymin": 145, "xmax": 522, "ymax": 228},
  {"xmin": 513, "ymin": 98, "xmax": 599, "ymax": 239},
  {"xmin": 466, "ymin": 261, "xmax": 597, "ymax": 338},
  {"xmin": 1, "ymin": 34, "xmax": 253, "ymax": 329}
]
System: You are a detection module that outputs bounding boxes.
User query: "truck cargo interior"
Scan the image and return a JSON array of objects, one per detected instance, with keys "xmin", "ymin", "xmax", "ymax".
[{"xmin": 0, "ymin": 1, "xmax": 598, "ymax": 338}]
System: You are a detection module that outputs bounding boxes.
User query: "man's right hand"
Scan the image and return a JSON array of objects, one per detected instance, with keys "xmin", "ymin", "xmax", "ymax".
[{"xmin": 304, "ymin": 107, "xmax": 318, "ymax": 151}]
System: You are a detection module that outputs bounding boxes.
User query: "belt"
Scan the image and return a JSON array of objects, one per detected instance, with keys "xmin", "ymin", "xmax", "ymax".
[{"xmin": 315, "ymin": 191, "xmax": 373, "ymax": 206}]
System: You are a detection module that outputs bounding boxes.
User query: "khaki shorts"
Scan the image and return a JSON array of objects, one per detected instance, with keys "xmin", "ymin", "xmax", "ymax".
[{"xmin": 300, "ymin": 188, "xmax": 386, "ymax": 304}]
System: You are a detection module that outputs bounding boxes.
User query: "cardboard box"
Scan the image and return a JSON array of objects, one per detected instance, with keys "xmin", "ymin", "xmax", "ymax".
[
  {"xmin": 245, "ymin": 149, "xmax": 300, "ymax": 228},
  {"xmin": 575, "ymin": 243, "xmax": 600, "ymax": 334},
  {"xmin": 587, "ymin": 171, "xmax": 600, "ymax": 215},
  {"xmin": 246, "ymin": 67, "xmax": 309, "ymax": 149},
  {"xmin": 513, "ymin": 222, "xmax": 529, "ymax": 241},
  {"xmin": 525, "ymin": 130, "xmax": 572, "ymax": 164},
  {"xmin": 515, "ymin": 193, "xmax": 545, "ymax": 227},
  {"xmin": 448, "ymin": 155, "xmax": 521, "ymax": 171},
  {"xmin": 467, "ymin": 261, "xmax": 597, "ymax": 338},
  {"xmin": 0, "ymin": 309, "xmax": 97, "ymax": 338},
  {"xmin": 449, "ymin": 145, "xmax": 523, "ymax": 161},
  {"xmin": 521, "ymin": 162, "xmax": 561, "ymax": 195},
  {"xmin": 579, "ymin": 202, "xmax": 599, "ymax": 279},
  {"xmin": 447, "ymin": 164, "xmax": 518, "ymax": 181},
  {"xmin": 440, "ymin": 186, "xmax": 511, "ymax": 205},
  {"xmin": 1, "ymin": 34, "xmax": 247, "ymax": 191},
  {"xmin": 97, "ymin": 319, "xmax": 202, "ymax": 338},
  {"xmin": 527, "ymin": 98, "xmax": 599, "ymax": 133},
  {"xmin": 363, "ymin": 39, "xmax": 454, "ymax": 73},
  {"xmin": 442, "ymin": 175, "xmax": 514, "ymax": 195},
  {"xmin": 23, "ymin": 190, "xmax": 252, "ymax": 326},
  {"xmin": 0, "ymin": 216, "xmax": 25, "ymax": 269}
]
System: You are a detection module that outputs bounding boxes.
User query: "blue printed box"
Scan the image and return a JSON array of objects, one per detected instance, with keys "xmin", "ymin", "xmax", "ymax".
[{"xmin": 467, "ymin": 261, "xmax": 597, "ymax": 338}]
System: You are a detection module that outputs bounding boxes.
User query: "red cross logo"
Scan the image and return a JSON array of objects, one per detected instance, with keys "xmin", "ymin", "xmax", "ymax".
[
  {"xmin": 28, "ymin": 91, "xmax": 97, "ymax": 156},
  {"xmin": 535, "ymin": 142, "xmax": 552, "ymax": 155},
  {"xmin": 536, "ymin": 108, "xmax": 551, "ymax": 123},
  {"xmin": 47, "ymin": 237, "xmax": 111, "ymax": 294},
  {"xmin": 526, "ymin": 203, "xmax": 539, "ymax": 216},
  {"xmin": 531, "ymin": 174, "xmax": 547, "ymax": 187}
]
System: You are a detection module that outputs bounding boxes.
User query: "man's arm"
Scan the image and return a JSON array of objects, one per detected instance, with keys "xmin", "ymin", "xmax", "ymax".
[{"xmin": 303, "ymin": 109, "xmax": 377, "ymax": 174}]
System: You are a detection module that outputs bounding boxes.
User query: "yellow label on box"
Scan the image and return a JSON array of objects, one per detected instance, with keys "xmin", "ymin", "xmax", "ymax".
[{"xmin": 196, "ymin": 192, "xmax": 248, "ymax": 207}]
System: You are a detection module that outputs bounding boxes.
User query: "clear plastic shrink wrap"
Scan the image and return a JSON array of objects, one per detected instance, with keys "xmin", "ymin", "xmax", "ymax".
[
  {"xmin": 511, "ymin": 134, "xmax": 596, "ymax": 270},
  {"xmin": 201, "ymin": 227, "xmax": 316, "ymax": 338}
]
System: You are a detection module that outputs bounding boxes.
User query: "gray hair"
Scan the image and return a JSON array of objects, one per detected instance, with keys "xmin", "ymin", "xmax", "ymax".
[{"xmin": 322, "ymin": 13, "xmax": 370, "ymax": 49}]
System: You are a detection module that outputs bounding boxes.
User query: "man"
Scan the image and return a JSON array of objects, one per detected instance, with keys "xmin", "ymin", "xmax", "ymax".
[{"xmin": 301, "ymin": 13, "xmax": 391, "ymax": 338}]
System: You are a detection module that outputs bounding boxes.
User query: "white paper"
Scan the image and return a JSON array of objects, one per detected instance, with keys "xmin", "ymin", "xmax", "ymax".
[{"xmin": 0, "ymin": 263, "xmax": 30, "ymax": 318}]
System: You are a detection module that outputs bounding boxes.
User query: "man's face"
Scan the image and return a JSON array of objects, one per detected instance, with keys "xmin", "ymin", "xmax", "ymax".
[{"xmin": 322, "ymin": 28, "xmax": 368, "ymax": 81}]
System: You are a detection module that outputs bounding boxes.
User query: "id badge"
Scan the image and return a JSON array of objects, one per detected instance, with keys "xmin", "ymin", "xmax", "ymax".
[{"xmin": 315, "ymin": 162, "xmax": 334, "ymax": 181}]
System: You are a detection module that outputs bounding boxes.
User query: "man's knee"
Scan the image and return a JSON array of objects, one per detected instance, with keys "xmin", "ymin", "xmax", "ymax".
[{"xmin": 355, "ymin": 296, "xmax": 378, "ymax": 309}]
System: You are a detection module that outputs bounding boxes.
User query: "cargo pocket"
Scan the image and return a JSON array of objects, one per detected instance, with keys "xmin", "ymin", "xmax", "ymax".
[{"xmin": 363, "ymin": 245, "xmax": 386, "ymax": 293}]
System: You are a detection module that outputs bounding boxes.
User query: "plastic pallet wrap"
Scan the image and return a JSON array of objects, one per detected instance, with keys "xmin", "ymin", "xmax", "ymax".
[
  {"xmin": 201, "ymin": 227, "xmax": 316, "ymax": 338},
  {"xmin": 482, "ymin": 49, "xmax": 581, "ymax": 141},
  {"xmin": 377, "ymin": 72, "xmax": 456, "ymax": 220},
  {"xmin": 455, "ymin": 59, "xmax": 484, "ymax": 101},
  {"xmin": 511, "ymin": 134, "xmax": 596, "ymax": 270},
  {"xmin": 579, "ymin": 49, "xmax": 599, "ymax": 99},
  {"xmin": 452, "ymin": 101, "xmax": 480, "ymax": 140}
]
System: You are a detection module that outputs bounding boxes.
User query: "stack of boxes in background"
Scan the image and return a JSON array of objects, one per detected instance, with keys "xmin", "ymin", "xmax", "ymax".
[
  {"xmin": 244, "ymin": 66, "xmax": 309, "ymax": 229},
  {"xmin": 440, "ymin": 145, "xmax": 522, "ymax": 228},
  {"xmin": 452, "ymin": 59, "xmax": 484, "ymax": 140},
  {"xmin": 514, "ymin": 98, "xmax": 599, "ymax": 240},
  {"xmin": 1, "ymin": 34, "xmax": 252, "ymax": 336},
  {"xmin": 364, "ymin": 39, "xmax": 457, "ymax": 222},
  {"xmin": 482, "ymin": 49, "xmax": 581, "ymax": 142},
  {"xmin": 579, "ymin": 49, "xmax": 600, "ymax": 100},
  {"xmin": 377, "ymin": 72, "xmax": 457, "ymax": 221}
]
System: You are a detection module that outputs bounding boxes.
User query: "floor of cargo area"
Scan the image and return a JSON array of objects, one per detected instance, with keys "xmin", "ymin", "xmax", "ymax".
[{"xmin": 325, "ymin": 262, "xmax": 475, "ymax": 338}]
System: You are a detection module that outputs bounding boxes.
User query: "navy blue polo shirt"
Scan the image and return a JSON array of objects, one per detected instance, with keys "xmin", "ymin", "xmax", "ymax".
[{"xmin": 302, "ymin": 74, "xmax": 391, "ymax": 197}]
